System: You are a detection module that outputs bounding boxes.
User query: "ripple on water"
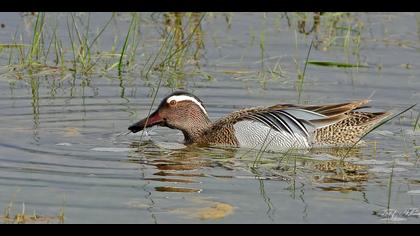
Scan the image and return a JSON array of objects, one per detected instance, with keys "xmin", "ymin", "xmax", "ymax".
[
  {"xmin": 56, "ymin": 143, "xmax": 73, "ymax": 146},
  {"xmin": 368, "ymin": 167, "xmax": 408, "ymax": 173},
  {"xmin": 90, "ymin": 147, "xmax": 137, "ymax": 152},
  {"xmin": 353, "ymin": 160, "xmax": 393, "ymax": 165},
  {"xmin": 407, "ymin": 190, "xmax": 420, "ymax": 195}
]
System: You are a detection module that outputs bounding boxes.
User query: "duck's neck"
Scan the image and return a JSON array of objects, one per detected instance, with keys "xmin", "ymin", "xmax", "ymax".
[{"xmin": 181, "ymin": 115, "xmax": 212, "ymax": 144}]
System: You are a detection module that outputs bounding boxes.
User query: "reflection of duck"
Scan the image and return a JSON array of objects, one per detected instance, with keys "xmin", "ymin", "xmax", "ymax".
[
  {"xmin": 129, "ymin": 91, "xmax": 391, "ymax": 152},
  {"xmin": 311, "ymin": 159, "xmax": 369, "ymax": 193},
  {"xmin": 127, "ymin": 141, "xmax": 238, "ymax": 193},
  {"xmin": 128, "ymin": 140, "xmax": 372, "ymax": 194}
]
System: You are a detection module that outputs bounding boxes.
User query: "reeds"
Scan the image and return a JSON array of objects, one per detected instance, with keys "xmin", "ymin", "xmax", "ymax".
[
  {"xmin": 1, "ymin": 193, "xmax": 64, "ymax": 224},
  {"xmin": 414, "ymin": 112, "xmax": 420, "ymax": 131},
  {"xmin": 118, "ymin": 13, "xmax": 140, "ymax": 76},
  {"xmin": 27, "ymin": 12, "xmax": 45, "ymax": 67},
  {"xmin": 1, "ymin": 12, "xmax": 373, "ymax": 90},
  {"xmin": 386, "ymin": 162, "xmax": 395, "ymax": 215}
]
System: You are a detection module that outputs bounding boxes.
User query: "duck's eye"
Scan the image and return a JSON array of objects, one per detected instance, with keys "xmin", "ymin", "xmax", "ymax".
[{"xmin": 169, "ymin": 100, "xmax": 177, "ymax": 106}]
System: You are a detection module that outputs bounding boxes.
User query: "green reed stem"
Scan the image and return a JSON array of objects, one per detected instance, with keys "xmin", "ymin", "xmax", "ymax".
[
  {"xmin": 118, "ymin": 13, "xmax": 136, "ymax": 76},
  {"xmin": 414, "ymin": 112, "xmax": 420, "ymax": 131},
  {"xmin": 253, "ymin": 129, "xmax": 274, "ymax": 169},
  {"xmin": 138, "ymin": 76, "xmax": 163, "ymax": 143},
  {"xmin": 297, "ymin": 38, "xmax": 313, "ymax": 103},
  {"xmin": 66, "ymin": 17, "xmax": 77, "ymax": 73},
  {"xmin": 387, "ymin": 162, "xmax": 395, "ymax": 213},
  {"xmin": 88, "ymin": 13, "xmax": 114, "ymax": 49},
  {"xmin": 28, "ymin": 12, "xmax": 45, "ymax": 66}
]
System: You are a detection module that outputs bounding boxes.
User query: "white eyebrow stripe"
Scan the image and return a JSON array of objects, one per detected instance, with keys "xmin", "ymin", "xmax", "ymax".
[{"xmin": 167, "ymin": 95, "xmax": 208, "ymax": 115}]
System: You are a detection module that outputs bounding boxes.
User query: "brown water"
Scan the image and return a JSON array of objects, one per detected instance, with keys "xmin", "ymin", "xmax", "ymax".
[{"xmin": 0, "ymin": 12, "xmax": 419, "ymax": 223}]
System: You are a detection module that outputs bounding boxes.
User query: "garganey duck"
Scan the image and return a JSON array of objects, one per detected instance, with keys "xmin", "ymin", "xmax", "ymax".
[{"xmin": 128, "ymin": 91, "xmax": 391, "ymax": 151}]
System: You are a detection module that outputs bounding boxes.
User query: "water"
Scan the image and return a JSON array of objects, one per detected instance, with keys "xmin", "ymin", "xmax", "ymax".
[{"xmin": 0, "ymin": 12, "xmax": 419, "ymax": 223}]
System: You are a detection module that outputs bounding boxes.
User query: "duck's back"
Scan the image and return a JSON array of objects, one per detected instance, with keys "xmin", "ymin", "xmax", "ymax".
[{"xmin": 201, "ymin": 100, "xmax": 391, "ymax": 151}]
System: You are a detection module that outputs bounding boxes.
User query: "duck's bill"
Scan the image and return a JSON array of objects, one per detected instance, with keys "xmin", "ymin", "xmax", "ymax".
[{"xmin": 128, "ymin": 111, "xmax": 163, "ymax": 133}]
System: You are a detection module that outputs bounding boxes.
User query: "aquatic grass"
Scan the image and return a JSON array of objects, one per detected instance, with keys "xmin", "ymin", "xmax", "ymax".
[
  {"xmin": 341, "ymin": 19, "xmax": 364, "ymax": 71},
  {"xmin": 165, "ymin": 14, "xmax": 205, "ymax": 72},
  {"xmin": 291, "ymin": 12, "xmax": 364, "ymax": 53},
  {"xmin": 413, "ymin": 112, "xmax": 420, "ymax": 131},
  {"xmin": 6, "ymin": 27, "xmax": 29, "ymax": 65},
  {"xmin": 118, "ymin": 13, "xmax": 139, "ymax": 76},
  {"xmin": 127, "ymin": 15, "xmax": 142, "ymax": 70},
  {"xmin": 292, "ymin": 149, "xmax": 298, "ymax": 177},
  {"xmin": 294, "ymin": 37, "xmax": 314, "ymax": 103},
  {"xmin": 252, "ymin": 129, "xmax": 274, "ymax": 169},
  {"xmin": 160, "ymin": 13, "xmax": 188, "ymax": 79},
  {"xmin": 58, "ymin": 196, "xmax": 66, "ymax": 224},
  {"xmin": 141, "ymin": 17, "xmax": 178, "ymax": 80},
  {"xmin": 71, "ymin": 13, "xmax": 91, "ymax": 72},
  {"xmin": 83, "ymin": 15, "xmax": 116, "ymax": 73},
  {"xmin": 399, "ymin": 119, "xmax": 412, "ymax": 160},
  {"xmin": 191, "ymin": 13, "xmax": 205, "ymax": 63},
  {"xmin": 290, "ymin": 151, "xmax": 298, "ymax": 199},
  {"xmin": 386, "ymin": 162, "xmax": 395, "ymax": 219},
  {"xmin": 17, "ymin": 34, "xmax": 27, "ymax": 67},
  {"xmin": 52, "ymin": 25, "xmax": 65, "ymax": 70},
  {"xmin": 249, "ymin": 131, "xmax": 305, "ymax": 176},
  {"xmin": 320, "ymin": 13, "xmax": 350, "ymax": 49},
  {"xmin": 1, "ymin": 189, "xmax": 64, "ymax": 224},
  {"xmin": 3, "ymin": 12, "xmax": 369, "ymax": 82},
  {"xmin": 64, "ymin": 13, "xmax": 115, "ymax": 75},
  {"xmin": 343, "ymin": 23, "xmax": 352, "ymax": 54},
  {"xmin": 3, "ymin": 197, "xmax": 16, "ymax": 220},
  {"xmin": 352, "ymin": 27, "xmax": 363, "ymax": 68},
  {"xmin": 245, "ymin": 131, "xmax": 277, "ymax": 221},
  {"xmin": 223, "ymin": 13, "xmax": 233, "ymax": 30},
  {"xmin": 267, "ymin": 60, "xmax": 287, "ymax": 80},
  {"xmin": 42, "ymin": 20, "xmax": 58, "ymax": 66},
  {"xmin": 69, "ymin": 13, "xmax": 92, "ymax": 73},
  {"xmin": 250, "ymin": 173, "xmax": 275, "ymax": 222},
  {"xmin": 141, "ymin": 23, "xmax": 175, "ymax": 79},
  {"xmin": 27, "ymin": 12, "xmax": 46, "ymax": 67},
  {"xmin": 136, "ymin": 63, "xmax": 166, "ymax": 143},
  {"xmin": 256, "ymin": 14, "xmax": 270, "ymax": 88},
  {"xmin": 144, "ymin": 13, "xmax": 206, "ymax": 86},
  {"xmin": 259, "ymin": 14, "xmax": 266, "ymax": 72},
  {"xmin": 238, "ymin": 24, "xmax": 255, "ymax": 65},
  {"xmin": 3, "ymin": 12, "xmax": 206, "ymax": 82},
  {"xmin": 1, "ymin": 202, "xmax": 65, "ymax": 224},
  {"xmin": 306, "ymin": 61, "xmax": 369, "ymax": 68},
  {"xmin": 30, "ymin": 75, "xmax": 40, "ymax": 143}
]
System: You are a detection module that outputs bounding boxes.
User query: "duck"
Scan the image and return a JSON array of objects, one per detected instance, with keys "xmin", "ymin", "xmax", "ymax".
[{"xmin": 128, "ymin": 91, "xmax": 391, "ymax": 151}]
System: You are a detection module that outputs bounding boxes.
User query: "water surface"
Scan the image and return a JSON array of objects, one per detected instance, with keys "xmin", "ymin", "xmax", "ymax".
[{"xmin": 0, "ymin": 12, "xmax": 419, "ymax": 223}]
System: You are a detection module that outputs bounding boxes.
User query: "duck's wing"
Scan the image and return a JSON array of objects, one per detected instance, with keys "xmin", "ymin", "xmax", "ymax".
[
  {"xmin": 211, "ymin": 102, "xmax": 358, "ymax": 138},
  {"xmin": 243, "ymin": 109, "xmax": 325, "ymax": 138},
  {"xmin": 270, "ymin": 99, "xmax": 371, "ymax": 117},
  {"xmin": 267, "ymin": 99, "xmax": 372, "ymax": 131}
]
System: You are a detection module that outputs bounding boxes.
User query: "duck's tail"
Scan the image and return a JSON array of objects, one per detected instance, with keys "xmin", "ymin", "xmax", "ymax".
[{"xmin": 313, "ymin": 110, "xmax": 391, "ymax": 147}]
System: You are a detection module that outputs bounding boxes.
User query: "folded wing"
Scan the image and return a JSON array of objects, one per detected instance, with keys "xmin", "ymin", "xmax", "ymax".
[{"xmin": 211, "ymin": 100, "xmax": 370, "ymax": 138}]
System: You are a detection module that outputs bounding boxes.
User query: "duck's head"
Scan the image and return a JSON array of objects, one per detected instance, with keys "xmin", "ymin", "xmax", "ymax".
[{"xmin": 128, "ymin": 91, "xmax": 211, "ymax": 139}]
